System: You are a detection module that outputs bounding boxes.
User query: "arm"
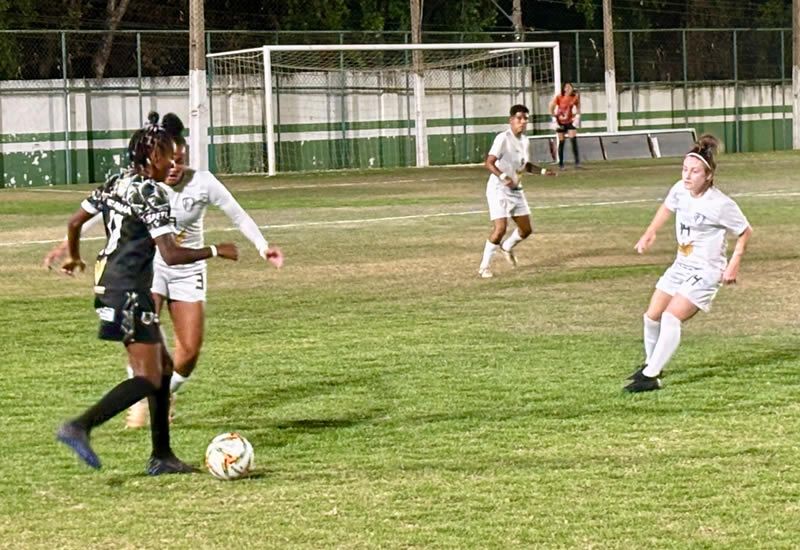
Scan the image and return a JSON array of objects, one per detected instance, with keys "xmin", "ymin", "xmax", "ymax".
[
  {"xmin": 485, "ymin": 155, "xmax": 514, "ymax": 188},
  {"xmin": 524, "ymin": 162, "xmax": 556, "ymax": 177},
  {"xmin": 44, "ymin": 213, "xmax": 102, "ymax": 269},
  {"xmin": 154, "ymin": 233, "xmax": 238, "ymax": 266},
  {"xmin": 722, "ymin": 226, "xmax": 753, "ymax": 285},
  {"xmin": 634, "ymin": 203, "xmax": 672, "ymax": 254},
  {"xmin": 59, "ymin": 207, "xmax": 95, "ymax": 275},
  {"xmin": 207, "ymin": 175, "xmax": 282, "ymax": 267}
]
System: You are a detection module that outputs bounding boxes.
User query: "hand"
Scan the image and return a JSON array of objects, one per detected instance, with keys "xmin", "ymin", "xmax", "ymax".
[
  {"xmin": 60, "ymin": 257, "xmax": 86, "ymax": 276},
  {"xmin": 44, "ymin": 241, "xmax": 69, "ymax": 270},
  {"xmin": 722, "ymin": 264, "xmax": 739, "ymax": 285},
  {"xmin": 262, "ymin": 246, "xmax": 284, "ymax": 269},
  {"xmin": 215, "ymin": 243, "xmax": 239, "ymax": 261},
  {"xmin": 634, "ymin": 232, "xmax": 656, "ymax": 254}
]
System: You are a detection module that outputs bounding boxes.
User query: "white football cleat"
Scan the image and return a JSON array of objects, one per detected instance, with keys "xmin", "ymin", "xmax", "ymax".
[
  {"xmin": 478, "ymin": 268, "xmax": 493, "ymax": 278},
  {"xmin": 125, "ymin": 398, "xmax": 149, "ymax": 429},
  {"xmin": 501, "ymin": 248, "xmax": 517, "ymax": 267}
]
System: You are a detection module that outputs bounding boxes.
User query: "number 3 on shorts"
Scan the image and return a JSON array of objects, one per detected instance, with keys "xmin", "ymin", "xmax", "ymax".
[{"xmin": 195, "ymin": 273, "xmax": 205, "ymax": 290}]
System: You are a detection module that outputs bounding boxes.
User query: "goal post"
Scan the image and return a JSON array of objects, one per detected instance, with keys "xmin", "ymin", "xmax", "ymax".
[{"xmin": 207, "ymin": 42, "xmax": 560, "ymax": 175}]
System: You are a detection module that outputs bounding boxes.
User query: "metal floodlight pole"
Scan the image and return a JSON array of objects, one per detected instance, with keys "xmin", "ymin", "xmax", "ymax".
[
  {"xmin": 793, "ymin": 0, "xmax": 800, "ymax": 149},
  {"xmin": 603, "ymin": 0, "xmax": 619, "ymax": 133},
  {"xmin": 410, "ymin": 0, "xmax": 428, "ymax": 168},
  {"xmin": 189, "ymin": 0, "xmax": 209, "ymax": 170}
]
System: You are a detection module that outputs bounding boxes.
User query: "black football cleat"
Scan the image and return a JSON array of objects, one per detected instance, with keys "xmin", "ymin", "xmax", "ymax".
[
  {"xmin": 56, "ymin": 421, "xmax": 101, "ymax": 470},
  {"xmin": 624, "ymin": 371, "xmax": 663, "ymax": 393},
  {"xmin": 626, "ymin": 364, "xmax": 647, "ymax": 380},
  {"xmin": 146, "ymin": 453, "xmax": 199, "ymax": 476}
]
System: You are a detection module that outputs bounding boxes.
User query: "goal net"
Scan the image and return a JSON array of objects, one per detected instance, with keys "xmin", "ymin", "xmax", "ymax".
[{"xmin": 207, "ymin": 42, "xmax": 560, "ymax": 175}]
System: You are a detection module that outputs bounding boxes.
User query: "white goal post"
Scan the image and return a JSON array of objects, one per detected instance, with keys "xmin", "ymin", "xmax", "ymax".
[{"xmin": 206, "ymin": 42, "xmax": 560, "ymax": 175}]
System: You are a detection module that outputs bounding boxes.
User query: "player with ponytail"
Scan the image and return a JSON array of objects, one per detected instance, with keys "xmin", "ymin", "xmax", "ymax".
[{"xmin": 625, "ymin": 135, "xmax": 753, "ymax": 392}]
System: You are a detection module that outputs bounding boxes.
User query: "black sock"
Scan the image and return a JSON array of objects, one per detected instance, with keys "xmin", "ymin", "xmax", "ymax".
[
  {"xmin": 148, "ymin": 374, "xmax": 172, "ymax": 459},
  {"xmin": 75, "ymin": 377, "xmax": 156, "ymax": 431},
  {"xmin": 558, "ymin": 140, "xmax": 565, "ymax": 167},
  {"xmin": 571, "ymin": 137, "xmax": 580, "ymax": 164}
]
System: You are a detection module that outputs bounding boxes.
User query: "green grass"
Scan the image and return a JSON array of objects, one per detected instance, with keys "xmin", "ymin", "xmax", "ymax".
[{"xmin": 1, "ymin": 153, "xmax": 800, "ymax": 548}]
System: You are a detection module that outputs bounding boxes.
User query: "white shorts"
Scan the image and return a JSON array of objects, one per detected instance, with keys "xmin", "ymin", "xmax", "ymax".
[
  {"xmin": 151, "ymin": 265, "xmax": 207, "ymax": 303},
  {"xmin": 486, "ymin": 185, "xmax": 531, "ymax": 220},
  {"xmin": 655, "ymin": 262, "xmax": 722, "ymax": 313}
]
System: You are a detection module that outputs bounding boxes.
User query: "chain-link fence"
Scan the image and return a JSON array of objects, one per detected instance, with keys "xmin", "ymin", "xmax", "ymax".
[{"xmin": 0, "ymin": 28, "xmax": 793, "ymax": 185}]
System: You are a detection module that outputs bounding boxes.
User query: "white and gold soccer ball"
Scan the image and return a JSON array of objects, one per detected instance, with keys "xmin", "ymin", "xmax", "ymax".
[{"xmin": 205, "ymin": 432, "xmax": 254, "ymax": 480}]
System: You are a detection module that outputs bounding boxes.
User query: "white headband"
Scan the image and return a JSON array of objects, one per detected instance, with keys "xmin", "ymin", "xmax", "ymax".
[{"xmin": 686, "ymin": 152, "xmax": 712, "ymax": 171}]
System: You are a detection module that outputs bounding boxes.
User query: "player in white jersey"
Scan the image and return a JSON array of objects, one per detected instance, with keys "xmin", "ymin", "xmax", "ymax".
[
  {"xmin": 45, "ymin": 113, "xmax": 284, "ymax": 425},
  {"xmin": 624, "ymin": 135, "xmax": 753, "ymax": 392},
  {"xmin": 478, "ymin": 104, "xmax": 555, "ymax": 278}
]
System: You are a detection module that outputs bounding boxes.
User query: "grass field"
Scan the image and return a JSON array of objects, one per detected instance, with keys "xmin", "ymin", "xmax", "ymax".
[{"xmin": 1, "ymin": 152, "xmax": 799, "ymax": 548}]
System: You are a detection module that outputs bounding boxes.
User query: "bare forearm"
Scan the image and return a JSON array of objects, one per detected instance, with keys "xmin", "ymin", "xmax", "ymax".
[
  {"xmin": 161, "ymin": 246, "xmax": 213, "ymax": 266},
  {"xmin": 730, "ymin": 227, "xmax": 752, "ymax": 262},
  {"xmin": 645, "ymin": 204, "xmax": 672, "ymax": 235}
]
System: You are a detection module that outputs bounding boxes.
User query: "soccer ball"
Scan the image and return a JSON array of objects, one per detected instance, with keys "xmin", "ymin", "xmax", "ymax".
[{"xmin": 204, "ymin": 432, "xmax": 254, "ymax": 480}]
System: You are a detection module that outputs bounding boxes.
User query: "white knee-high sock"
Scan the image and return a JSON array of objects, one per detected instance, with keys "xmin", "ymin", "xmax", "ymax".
[
  {"xmin": 170, "ymin": 372, "xmax": 189, "ymax": 394},
  {"xmin": 501, "ymin": 229, "xmax": 524, "ymax": 252},
  {"xmin": 643, "ymin": 312, "xmax": 681, "ymax": 377},
  {"xmin": 480, "ymin": 240, "xmax": 499, "ymax": 270},
  {"xmin": 643, "ymin": 314, "xmax": 661, "ymax": 363}
]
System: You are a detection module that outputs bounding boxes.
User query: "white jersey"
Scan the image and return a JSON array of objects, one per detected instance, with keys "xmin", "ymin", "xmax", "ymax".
[
  {"xmin": 154, "ymin": 169, "xmax": 268, "ymax": 275},
  {"xmin": 486, "ymin": 129, "xmax": 529, "ymax": 192},
  {"xmin": 664, "ymin": 181, "xmax": 750, "ymax": 272}
]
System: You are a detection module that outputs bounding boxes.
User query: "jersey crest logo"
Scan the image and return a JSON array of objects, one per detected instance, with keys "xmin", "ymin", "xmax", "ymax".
[
  {"xmin": 182, "ymin": 197, "xmax": 198, "ymax": 211},
  {"xmin": 677, "ymin": 243, "xmax": 694, "ymax": 256}
]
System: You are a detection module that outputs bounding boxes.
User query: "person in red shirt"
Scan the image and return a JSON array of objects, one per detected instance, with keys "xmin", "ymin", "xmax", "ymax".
[{"xmin": 548, "ymin": 82, "xmax": 581, "ymax": 170}]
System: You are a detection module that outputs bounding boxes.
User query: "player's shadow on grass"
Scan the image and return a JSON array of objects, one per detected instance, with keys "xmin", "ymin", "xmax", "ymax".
[{"xmin": 673, "ymin": 345, "xmax": 799, "ymax": 387}]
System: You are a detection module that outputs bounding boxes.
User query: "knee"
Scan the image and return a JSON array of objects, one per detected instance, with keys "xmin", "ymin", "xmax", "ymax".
[
  {"xmin": 644, "ymin": 310, "xmax": 662, "ymax": 322},
  {"xmin": 138, "ymin": 371, "xmax": 162, "ymax": 389}
]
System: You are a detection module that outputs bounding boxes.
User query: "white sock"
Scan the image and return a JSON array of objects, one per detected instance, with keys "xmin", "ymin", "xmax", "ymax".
[
  {"xmin": 479, "ymin": 240, "xmax": 499, "ymax": 270},
  {"xmin": 170, "ymin": 372, "xmax": 189, "ymax": 394},
  {"xmin": 643, "ymin": 314, "xmax": 661, "ymax": 363},
  {"xmin": 643, "ymin": 312, "xmax": 681, "ymax": 377},
  {"xmin": 126, "ymin": 365, "xmax": 134, "ymax": 378},
  {"xmin": 501, "ymin": 229, "xmax": 523, "ymax": 252}
]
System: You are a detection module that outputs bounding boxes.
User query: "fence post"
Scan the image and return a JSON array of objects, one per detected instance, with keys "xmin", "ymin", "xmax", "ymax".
[
  {"xmin": 136, "ymin": 32, "xmax": 143, "ymax": 126},
  {"xmin": 629, "ymin": 30, "xmax": 635, "ymax": 127},
  {"xmin": 781, "ymin": 29, "xmax": 787, "ymax": 149},
  {"xmin": 206, "ymin": 32, "xmax": 215, "ymax": 172},
  {"xmin": 682, "ymin": 29, "xmax": 689, "ymax": 127},
  {"xmin": 61, "ymin": 31, "xmax": 72, "ymax": 185},
  {"xmin": 338, "ymin": 33, "xmax": 348, "ymax": 168},
  {"xmin": 733, "ymin": 29, "xmax": 740, "ymax": 152},
  {"xmin": 575, "ymin": 31, "xmax": 580, "ymax": 84}
]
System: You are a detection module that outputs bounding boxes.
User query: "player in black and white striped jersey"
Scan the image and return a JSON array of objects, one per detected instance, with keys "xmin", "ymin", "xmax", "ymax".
[{"xmin": 55, "ymin": 112, "xmax": 239, "ymax": 474}]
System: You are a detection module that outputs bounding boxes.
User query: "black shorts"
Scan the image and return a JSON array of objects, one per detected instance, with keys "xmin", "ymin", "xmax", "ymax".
[
  {"xmin": 556, "ymin": 123, "xmax": 576, "ymax": 133},
  {"xmin": 94, "ymin": 290, "xmax": 161, "ymax": 344}
]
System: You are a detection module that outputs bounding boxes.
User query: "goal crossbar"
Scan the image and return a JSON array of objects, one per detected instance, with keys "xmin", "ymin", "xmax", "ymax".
[{"xmin": 207, "ymin": 42, "xmax": 560, "ymax": 58}]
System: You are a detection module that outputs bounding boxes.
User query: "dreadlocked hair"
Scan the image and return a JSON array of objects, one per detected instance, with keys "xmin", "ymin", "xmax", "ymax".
[
  {"xmin": 161, "ymin": 112, "xmax": 186, "ymax": 147},
  {"xmin": 127, "ymin": 111, "xmax": 173, "ymax": 172}
]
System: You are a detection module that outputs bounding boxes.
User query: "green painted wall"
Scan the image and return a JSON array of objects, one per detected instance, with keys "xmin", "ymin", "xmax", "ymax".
[{"xmin": 0, "ymin": 115, "xmax": 794, "ymax": 186}]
